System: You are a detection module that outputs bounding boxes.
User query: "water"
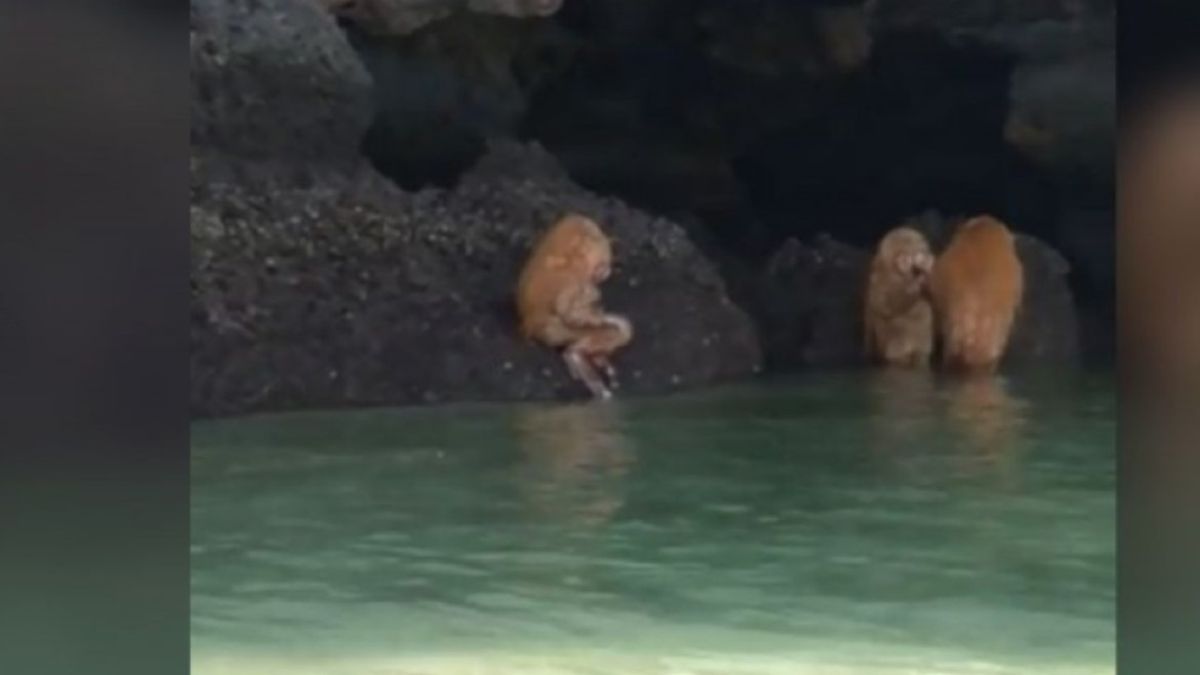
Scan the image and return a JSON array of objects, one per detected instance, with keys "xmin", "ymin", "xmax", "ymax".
[{"xmin": 191, "ymin": 371, "xmax": 1115, "ymax": 675}]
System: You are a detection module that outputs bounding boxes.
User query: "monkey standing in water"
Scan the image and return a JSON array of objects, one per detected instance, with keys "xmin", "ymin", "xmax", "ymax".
[
  {"xmin": 929, "ymin": 215, "xmax": 1025, "ymax": 374},
  {"xmin": 864, "ymin": 226, "xmax": 935, "ymax": 367},
  {"xmin": 516, "ymin": 214, "xmax": 633, "ymax": 399}
]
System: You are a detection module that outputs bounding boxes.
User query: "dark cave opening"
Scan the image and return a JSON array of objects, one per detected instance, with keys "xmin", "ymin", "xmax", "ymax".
[{"xmin": 335, "ymin": 0, "xmax": 1115, "ymax": 363}]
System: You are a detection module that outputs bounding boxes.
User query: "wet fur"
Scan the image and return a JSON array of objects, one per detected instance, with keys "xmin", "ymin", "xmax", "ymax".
[{"xmin": 929, "ymin": 215, "xmax": 1024, "ymax": 373}]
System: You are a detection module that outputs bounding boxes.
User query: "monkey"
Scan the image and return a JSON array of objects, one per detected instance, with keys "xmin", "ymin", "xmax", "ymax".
[
  {"xmin": 864, "ymin": 226, "xmax": 935, "ymax": 367},
  {"xmin": 516, "ymin": 214, "xmax": 634, "ymax": 399},
  {"xmin": 929, "ymin": 215, "xmax": 1025, "ymax": 374}
]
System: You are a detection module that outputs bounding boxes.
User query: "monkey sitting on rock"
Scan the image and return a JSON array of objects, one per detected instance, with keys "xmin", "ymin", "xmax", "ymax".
[{"xmin": 516, "ymin": 214, "xmax": 633, "ymax": 399}]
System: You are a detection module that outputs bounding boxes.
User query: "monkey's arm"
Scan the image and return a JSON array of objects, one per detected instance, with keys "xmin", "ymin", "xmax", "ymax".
[
  {"xmin": 554, "ymin": 282, "xmax": 611, "ymax": 330},
  {"xmin": 879, "ymin": 273, "xmax": 929, "ymax": 316}
]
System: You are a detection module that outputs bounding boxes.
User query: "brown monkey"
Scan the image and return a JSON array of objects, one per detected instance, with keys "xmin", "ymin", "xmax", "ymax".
[
  {"xmin": 516, "ymin": 214, "xmax": 633, "ymax": 399},
  {"xmin": 864, "ymin": 226, "xmax": 935, "ymax": 367},
  {"xmin": 929, "ymin": 215, "xmax": 1025, "ymax": 373}
]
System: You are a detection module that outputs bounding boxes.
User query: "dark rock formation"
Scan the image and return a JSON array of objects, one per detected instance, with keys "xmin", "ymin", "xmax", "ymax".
[
  {"xmin": 871, "ymin": 0, "xmax": 1115, "ymax": 182},
  {"xmin": 190, "ymin": 0, "xmax": 373, "ymax": 163},
  {"xmin": 190, "ymin": 0, "xmax": 1104, "ymax": 417},
  {"xmin": 322, "ymin": 0, "xmax": 1112, "ymax": 348},
  {"xmin": 191, "ymin": 0, "xmax": 761, "ymax": 418},
  {"xmin": 1008, "ymin": 234, "xmax": 1080, "ymax": 365},
  {"xmin": 343, "ymin": 12, "xmax": 579, "ymax": 188},
  {"xmin": 752, "ymin": 235, "xmax": 870, "ymax": 370},
  {"xmin": 753, "ymin": 226, "xmax": 1079, "ymax": 370},
  {"xmin": 189, "ymin": 0, "xmax": 763, "ymax": 418},
  {"xmin": 323, "ymin": 0, "xmax": 563, "ymax": 36},
  {"xmin": 192, "ymin": 140, "xmax": 762, "ymax": 417}
]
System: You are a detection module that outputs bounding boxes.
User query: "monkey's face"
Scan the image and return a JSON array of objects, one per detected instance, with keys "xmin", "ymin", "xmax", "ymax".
[
  {"xmin": 879, "ymin": 227, "xmax": 933, "ymax": 284},
  {"xmin": 896, "ymin": 250, "xmax": 933, "ymax": 280}
]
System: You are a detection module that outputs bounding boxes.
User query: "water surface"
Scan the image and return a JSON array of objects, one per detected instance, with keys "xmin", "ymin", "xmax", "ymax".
[{"xmin": 192, "ymin": 371, "xmax": 1115, "ymax": 674}]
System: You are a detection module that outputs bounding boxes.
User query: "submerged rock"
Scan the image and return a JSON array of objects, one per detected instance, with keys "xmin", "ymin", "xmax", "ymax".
[{"xmin": 191, "ymin": 142, "xmax": 762, "ymax": 417}]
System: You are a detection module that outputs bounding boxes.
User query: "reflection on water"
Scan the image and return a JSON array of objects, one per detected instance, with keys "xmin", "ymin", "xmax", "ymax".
[
  {"xmin": 866, "ymin": 370, "xmax": 1026, "ymax": 488},
  {"xmin": 867, "ymin": 368, "xmax": 938, "ymax": 446},
  {"xmin": 513, "ymin": 403, "xmax": 635, "ymax": 526},
  {"xmin": 946, "ymin": 376, "xmax": 1028, "ymax": 476},
  {"xmin": 191, "ymin": 371, "xmax": 1115, "ymax": 675}
]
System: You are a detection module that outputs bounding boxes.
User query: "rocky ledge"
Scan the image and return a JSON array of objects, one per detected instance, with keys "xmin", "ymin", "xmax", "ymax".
[
  {"xmin": 189, "ymin": 0, "xmax": 749, "ymax": 417},
  {"xmin": 191, "ymin": 0, "xmax": 1083, "ymax": 418},
  {"xmin": 191, "ymin": 142, "xmax": 763, "ymax": 417}
]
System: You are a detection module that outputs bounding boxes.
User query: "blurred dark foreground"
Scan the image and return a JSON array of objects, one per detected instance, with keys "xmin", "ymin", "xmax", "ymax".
[{"xmin": 0, "ymin": 3, "xmax": 187, "ymax": 675}]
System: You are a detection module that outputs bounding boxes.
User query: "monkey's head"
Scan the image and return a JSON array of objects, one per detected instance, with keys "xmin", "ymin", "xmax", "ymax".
[
  {"xmin": 879, "ymin": 227, "xmax": 933, "ymax": 280},
  {"xmin": 547, "ymin": 214, "xmax": 613, "ymax": 283}
]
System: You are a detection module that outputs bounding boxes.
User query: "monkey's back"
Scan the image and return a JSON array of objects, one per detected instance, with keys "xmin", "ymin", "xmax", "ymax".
[
  {"xmin": 930, "ymin": 216, "xmax": 1024, "ymax": 371},
  {"xmin": 516, "ymin": 260, "xmax": 570, "ymax": 341},
  {"xmin": 515, "ymin": 216, "xmax": 605, "ymax": 342}
]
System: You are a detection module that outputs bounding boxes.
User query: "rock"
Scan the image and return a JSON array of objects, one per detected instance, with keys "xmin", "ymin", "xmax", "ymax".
[
  {"xmin": 188, "ymin": 0, "xmax": 1099, "ymax": 419},
  {"xmin": 1008, "ymin": 234, "xmax": 1080, "ymax": 365},
  {"xmin": 699, "ymin": 1, "xmax": 872, "ymax": 78},
  {"xmin": 191, "ymin": 142, "xmax": 762, "ymax": 417},
  {"xmin": 753, "ymin": 228, "xmax": 1078, "ymax": 371},
  {"xmin": 754, "ymin": 235, "xmax": 869, "ymax": 370},
  {"xmin": 1004, "ymin": 37, "xmax": 1115, "ymax": 183},
  {"xmin": 868, "ymin": 0, "xmax": 1107, "ymax": 33},
  {"xmin": 345, "ymin": 12, "xmax": 578, "ymax": 188},
  {"xmin": 190, "ymin": 0, "xmax": 373, "ymax": 162},
  {"xmin": 323, "ymin": 0, "xmax": 562, "ymax": 36},
  {"xmin": 871, "ymin": 0, "xmax": 1116, "ymax": 182}
]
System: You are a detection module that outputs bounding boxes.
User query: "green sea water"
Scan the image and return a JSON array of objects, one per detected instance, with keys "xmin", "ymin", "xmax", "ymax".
[{"xmin": 191, "ymin": 370, "xmax": 1115, "ymax": 674}]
